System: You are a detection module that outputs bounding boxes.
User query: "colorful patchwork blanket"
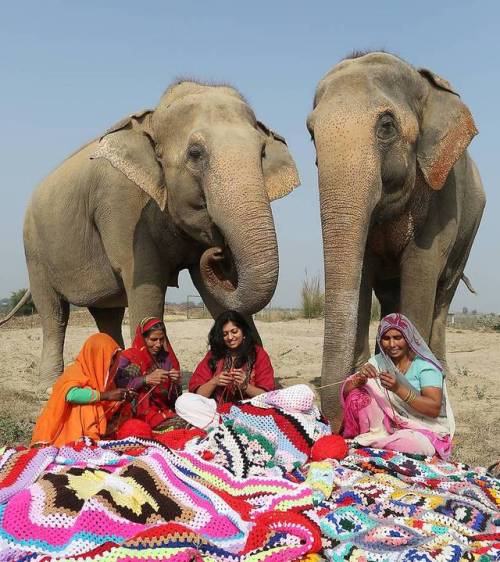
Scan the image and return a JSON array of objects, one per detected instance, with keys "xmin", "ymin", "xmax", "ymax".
[{"xmin": 0, "ymin": 438, "xmax": 498, "ymax": 560}]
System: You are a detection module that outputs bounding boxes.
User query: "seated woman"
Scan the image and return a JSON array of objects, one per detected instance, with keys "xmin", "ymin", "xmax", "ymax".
[
  {"xmin": 115, "ymin": 317, "xmax": 181, "ymax": 429},
  {"xmin": 31, "ymin": 333, "xmax": 131, "ymax": 447},
  {"xmin": 341, "ymin": 313, "xmax": 455, "ymax": 459},
  {"xmin": 188, "ymin": 310, "xmax": 275, "ymax": 408}
]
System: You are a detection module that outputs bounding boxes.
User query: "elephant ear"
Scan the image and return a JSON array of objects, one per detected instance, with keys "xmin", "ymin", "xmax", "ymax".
[
  {"xmin": 257, "ymin": 121, "xmax": 300, "ymax": 201},
  {"xmin": 91, "ymin": 110, "xmax": 167, "ymax": 211},
  {"xmin": 417, "ymin": 69, "xmax": 478, "ymax": 190}
]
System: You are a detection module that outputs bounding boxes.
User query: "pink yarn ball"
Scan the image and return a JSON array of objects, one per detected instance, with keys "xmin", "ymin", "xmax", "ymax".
[{"xmin": 310, "ymin": 435, "xmax": 348, "ymax": 461}]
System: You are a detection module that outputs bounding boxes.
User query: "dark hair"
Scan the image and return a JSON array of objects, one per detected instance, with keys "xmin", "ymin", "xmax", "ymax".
[
  {"xmin": 208, "ymin": 310, "xmax": 256, "ymax": 373},
  {"xmin": 142, "ymin": 322, "xmax": 165, "ymax": 338}
]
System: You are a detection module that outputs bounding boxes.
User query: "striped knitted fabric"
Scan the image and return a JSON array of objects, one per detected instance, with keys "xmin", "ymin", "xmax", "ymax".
[{"xmin": 0, "ymin": 440, "xmax": 498, "ymax": 560}]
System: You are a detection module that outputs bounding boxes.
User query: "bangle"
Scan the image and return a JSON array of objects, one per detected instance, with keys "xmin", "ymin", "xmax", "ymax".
[
  {"xmin": 403, "ymin": 388, "xmax": 416, "ymax": 404},
  {"xmin": 93, "ymin": 390, "xmax": 101, "ymax": 403}
]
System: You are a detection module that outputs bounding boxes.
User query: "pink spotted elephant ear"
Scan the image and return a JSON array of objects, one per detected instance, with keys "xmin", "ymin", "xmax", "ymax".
[{"xmin": 417, "ymin": 69, "xmax": 478, "ymax": 190}]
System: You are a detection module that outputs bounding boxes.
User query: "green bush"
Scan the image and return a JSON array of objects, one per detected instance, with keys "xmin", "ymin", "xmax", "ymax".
[
  {"xmin": 301, "ymin": 274, "xmax": 324, "ymax": 319},
  {"xmin": 9, "ymin": 288, "xmax": 36, "ymax": 316}
]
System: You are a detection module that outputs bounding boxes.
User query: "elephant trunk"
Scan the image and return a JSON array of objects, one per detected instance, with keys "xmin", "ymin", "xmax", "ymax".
[
  {"xmin": 316, "ymin": 115, "xmax": 381, "ymax": 427},
  {"xmin": 200, "ymin": 144, "xmax": 278, "ymax": 315}
]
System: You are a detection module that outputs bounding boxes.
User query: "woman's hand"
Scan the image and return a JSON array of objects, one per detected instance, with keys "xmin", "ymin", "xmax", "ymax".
[
  {"xmin": 167, "ymin": 369, "xmax": 181, "ymax": 383},
  {"xmin": 358, "ymin": 363, "xmax": 378, "ymax": 379},
  {"xmin": 145, "ymin": 369, "xmax": 170, "ymax": 386},
  {"xmin": 213, "ymin": 371, "xmax": 233, "ymax": 387},
  {"xmin": 378, "ymin": 371, "xmax": 399, "ymax": 392},
  {"xmin": 230, "ymin": 369, "xmax": 247, "ymax": 390},
  {"xmin": 101, "ymin": 388, "xmax": 136, "ymax": 402}
]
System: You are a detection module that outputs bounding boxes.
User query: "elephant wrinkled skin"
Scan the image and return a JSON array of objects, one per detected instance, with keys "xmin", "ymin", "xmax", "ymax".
[
  {"xmin": 22, "ymin": 81, "xmax": 299, "ymax": 387},
  {"xmin": 307, "ymin": 52, "xmax": 485, "ymax": 426}
]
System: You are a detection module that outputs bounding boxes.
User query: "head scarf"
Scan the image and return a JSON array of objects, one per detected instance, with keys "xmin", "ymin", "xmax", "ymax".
[
  {"xmin": 31, "ymin": 333, "xmax": 120, "ymax": 447},
  {"xmin": 121, "ymin": 317, "xmax": 180, "ymax": 374},
  {"xmin": 377, "ymin": 313, "xmax": 443, "ymax": 373}
]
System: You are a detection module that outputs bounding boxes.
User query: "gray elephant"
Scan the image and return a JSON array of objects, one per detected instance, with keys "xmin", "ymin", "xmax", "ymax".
[
  {"xmin": 14, "ymin": 80, "xmax": 299, "ymax": 387},
  {"xmin": 307, "ymin": 52, "xmax": 485, "ymax": 425}
]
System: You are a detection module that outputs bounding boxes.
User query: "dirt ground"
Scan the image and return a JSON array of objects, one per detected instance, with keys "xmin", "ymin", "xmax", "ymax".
[{"xmin": 0, "ymin": 310, "xmax": 498, "ymax": 468}]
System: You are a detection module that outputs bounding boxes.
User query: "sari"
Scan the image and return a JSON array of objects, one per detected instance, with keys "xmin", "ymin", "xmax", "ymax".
[
  {"xmin": 31, "ymin": 333, "xmax": 121, "ymax": 447},
  {"xmin": 341, "ymin": 313, "xmax": 455, "ymax": 459},
  {"xmin": 116, "ymin": 317, "xmax": 181, "ymax": 428}
]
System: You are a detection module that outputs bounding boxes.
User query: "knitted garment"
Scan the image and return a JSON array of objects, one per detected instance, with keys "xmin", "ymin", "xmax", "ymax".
[{"xmin": 0, "ymin": 441, "xmax": 498, "ymax": 561}]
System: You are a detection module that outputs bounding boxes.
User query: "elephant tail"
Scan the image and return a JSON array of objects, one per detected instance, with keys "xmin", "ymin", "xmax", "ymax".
[
  {"xmin": 461, "ymin": 273, "xmax": 477, "ymax": 294},
  {"xmin": 0, "ymin": 289, "xmax": 32, "ymax": 327}
]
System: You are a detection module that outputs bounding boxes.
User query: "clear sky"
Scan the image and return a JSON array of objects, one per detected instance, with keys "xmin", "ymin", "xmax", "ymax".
[{"xmin": 1, "ymin": 1, "xmax": 498, "ymax": 312}]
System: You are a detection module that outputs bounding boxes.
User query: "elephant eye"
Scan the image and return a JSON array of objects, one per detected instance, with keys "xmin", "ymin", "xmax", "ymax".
[
  {"xmin": 376, "ymin": 113, "xmax": 398, "ymax": 142},
  {"xmin": 188, "ymin": 145, "xmax": 203, "ymax": 160},
  {"xmin": 261, "ymin": 144, "xmax": 266, "ymax": 159}
]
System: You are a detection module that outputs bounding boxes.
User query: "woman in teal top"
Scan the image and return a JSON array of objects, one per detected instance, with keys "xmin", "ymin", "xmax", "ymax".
[{"xmin": 341, "ymin": 314, "xmax": 455, "ymax": 458}]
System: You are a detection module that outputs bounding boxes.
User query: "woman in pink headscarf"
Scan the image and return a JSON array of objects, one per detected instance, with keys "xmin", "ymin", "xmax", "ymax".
[{"xmin": 341, "ymin": 314, "xmax": 455, "ymax": 459}]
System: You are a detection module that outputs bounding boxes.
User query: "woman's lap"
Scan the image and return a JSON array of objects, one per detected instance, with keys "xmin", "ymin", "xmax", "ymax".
[{"xmin": 372, "ymin": 429, "xmax": 435, "ymax": 456}]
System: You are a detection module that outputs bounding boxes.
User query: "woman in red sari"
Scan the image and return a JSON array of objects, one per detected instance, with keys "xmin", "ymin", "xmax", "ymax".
[
  {"xmin": 188, "ymin": 310, "xmax": 275, "ymax": 409},
  {"xmin": 115, "ymin": 317, "xmax": 181, "ymax": 429}
]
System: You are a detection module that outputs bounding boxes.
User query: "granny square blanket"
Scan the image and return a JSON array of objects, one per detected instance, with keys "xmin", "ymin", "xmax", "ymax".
[{"xmin": 0, "ymin": 438, "xmax": 498, "ymax": 561}]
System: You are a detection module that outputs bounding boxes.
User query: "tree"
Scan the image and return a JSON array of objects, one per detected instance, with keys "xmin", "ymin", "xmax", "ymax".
[{"xmin": 9, "ymin": 289, "xmax": 36, "ymax": 316}]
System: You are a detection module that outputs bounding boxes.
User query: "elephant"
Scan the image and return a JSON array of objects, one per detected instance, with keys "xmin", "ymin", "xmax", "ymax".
[
  {"xmin": 307, "ymin": 52, "xmax": 485, "ymax": 426},
  {"xmin": 11, "ymin": 80, "xmax": 299, "ymax": 388}
]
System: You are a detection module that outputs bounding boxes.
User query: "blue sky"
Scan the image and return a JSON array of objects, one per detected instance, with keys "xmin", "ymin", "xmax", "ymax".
[{"xmin": 1, "ymin": 1, "xmax": 498, "ymax": 311}]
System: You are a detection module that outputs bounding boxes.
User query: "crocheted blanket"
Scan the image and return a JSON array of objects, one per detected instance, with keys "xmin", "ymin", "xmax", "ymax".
[{"xmin": 0, "ymin": 441, "xmax": 498, "ymax": 561}]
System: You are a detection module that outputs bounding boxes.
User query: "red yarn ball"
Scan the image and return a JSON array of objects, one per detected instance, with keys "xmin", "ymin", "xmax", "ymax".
[
  {"xmin": 116, "ymin": 419, "xmax": 153, "ymax": 440},
  {"xmin": 310, "ymin": 434, "xmax": 348, "ymax": 461}
]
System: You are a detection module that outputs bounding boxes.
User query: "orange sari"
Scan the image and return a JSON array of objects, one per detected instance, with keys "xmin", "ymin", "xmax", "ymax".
[{"xmin": 31, "ymin": 333, "xmax": 120, "ymax": 447}]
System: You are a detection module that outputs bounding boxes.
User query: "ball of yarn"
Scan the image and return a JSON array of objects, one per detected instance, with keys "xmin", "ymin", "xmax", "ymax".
[
  {"xmin": 310, "ymin": 434, "xmax": 348, "ymax": 461},
  {"xmin": 116, "ymin": 419, "xmax": 153, "ymax": 440}
]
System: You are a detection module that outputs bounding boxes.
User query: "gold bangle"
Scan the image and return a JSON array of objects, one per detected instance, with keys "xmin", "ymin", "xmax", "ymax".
[
  {"xmin": 403, "ymin": 388, "xmax": 415, "ymax": 403},
  {"xmin": 407, "ymin": 390, "xmax": 417, "ymax": 404}
]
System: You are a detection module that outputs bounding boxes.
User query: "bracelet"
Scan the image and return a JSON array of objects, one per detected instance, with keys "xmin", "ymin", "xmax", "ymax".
[
  {"xmin": 403, "ymin": 388, "xmax": 416, "ymax": 404},
  {"xmin": 92, "ymin": 390, "xmax": 101, "ymax": 403}
]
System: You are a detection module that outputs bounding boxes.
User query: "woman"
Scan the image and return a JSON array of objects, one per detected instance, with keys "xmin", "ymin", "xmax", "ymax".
[
  {"xmin": 115, "ymin": 317, "xmax": 181, "ymax": 429},
  {"xmin": 188, "ymin": 310, "xmax": 275, "ymax": 407},
  {"xmin": 31, "ymin": 333, "xmax": 131, "ymax": 447},
  {"xmin": 341, "ymin": 313, "xmax": 455, "ymax": 458}
]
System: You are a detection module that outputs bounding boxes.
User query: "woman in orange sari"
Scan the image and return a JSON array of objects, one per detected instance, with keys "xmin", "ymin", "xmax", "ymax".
[{"xmin": 31, "ymin": 333, "xmax": 131, "ymax": 447}]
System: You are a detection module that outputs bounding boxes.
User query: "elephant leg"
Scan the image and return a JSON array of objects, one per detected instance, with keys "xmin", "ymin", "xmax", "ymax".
[
  {"xmin": 88, "ymin": 307, "xmax": 125, "ymax": 348},
  {"xmin": 429, "ymin": 301, "xmax": 450, "ymax": 370},
  {"xmin": 431, "ymin": 211, "xmax": 484, "ymax": 366},
  {"xmin": 373, "ymin": 277, "xmax": 400, "ymax": 354},
  {"xmin": 399, "ymin": 249, "xmax": 441, "ymax": 343},
  {"xmin": 374, "ymin": 277, "xmax": 400, "ymax": 319},
  {"xmin": 28, "ymin": 268, "xmax": 69, "ymax": 390},
  {"xmin": 125, "ymin": 284, "xmax": 166, "ymax": 341},
  {"xmin": 189, "ymin": 265, "xmax": 263, "ymax": 345}
]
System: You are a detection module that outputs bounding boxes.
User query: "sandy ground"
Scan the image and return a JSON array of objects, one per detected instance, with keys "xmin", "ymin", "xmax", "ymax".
[{"xmin": 0, "ymin": 310, "xmax": 498, "ymax": 468}]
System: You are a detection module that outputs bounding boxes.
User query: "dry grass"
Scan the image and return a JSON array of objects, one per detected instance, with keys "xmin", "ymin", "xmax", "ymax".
[{"xmin": 301, "ymin": 274, "xmax": 324, "ymax": 319}]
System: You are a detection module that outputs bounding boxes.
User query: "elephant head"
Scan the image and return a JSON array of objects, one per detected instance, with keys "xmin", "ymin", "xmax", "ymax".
[
  {"xmin": 307, "ymin": 52, "xmax": 477, "ymax": 422},
  {"xmin": 92, "ymin": 81, "xmax": 299, "ymax": 314}
]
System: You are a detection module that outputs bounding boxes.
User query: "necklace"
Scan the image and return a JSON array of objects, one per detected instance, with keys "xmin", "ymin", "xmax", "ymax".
[{"xmin": 394, "ymin": 356, "xmax": 412, "ymax": 375}]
